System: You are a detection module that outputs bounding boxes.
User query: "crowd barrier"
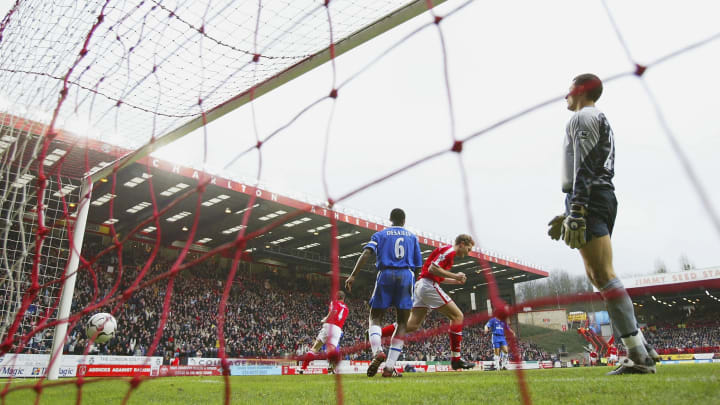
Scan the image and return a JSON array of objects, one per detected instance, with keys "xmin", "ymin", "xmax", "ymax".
[
  {"xmin": 0, "ymin": 354, "xmax": 162, "ymax": 378},
  {"xmin": 4, "ymin": 353, "xmax": 716, "ymax": 378}
]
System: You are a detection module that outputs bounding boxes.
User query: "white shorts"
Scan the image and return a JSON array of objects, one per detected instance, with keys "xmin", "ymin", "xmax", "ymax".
[
  {"xmin": 609, "ymin": 354, "xmax": 618, "ymax": 362},
  {"xmin": 412, "ymin": 278, "xmax": 452, "ymax": 309},
  {"xmin": 316, "ymin": 323, "xmax": 342, "ymax": 347}
]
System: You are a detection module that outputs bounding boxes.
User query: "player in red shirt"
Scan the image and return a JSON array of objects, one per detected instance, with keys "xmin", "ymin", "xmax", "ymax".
[
  {"xmin": 380, "ymin": 234, "xmax": 476, "ymax": 372},
  {"xmin": 301, "ymin": 290, "xmax": 349, "ymax": 371},
  {"xmin": 608, "ymin": 344, "xmax": 619, "ymax": 366}
]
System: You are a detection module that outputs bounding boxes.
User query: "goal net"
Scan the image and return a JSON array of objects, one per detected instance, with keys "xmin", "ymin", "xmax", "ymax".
[{"xmin": 0, "ymin": 120, "xmax": 84, "ymax": 352}]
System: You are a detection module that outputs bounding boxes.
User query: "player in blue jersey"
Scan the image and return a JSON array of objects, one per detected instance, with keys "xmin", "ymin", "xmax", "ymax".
[
  {"xmin": 548, "ymin": 74, "xmax": 659, "ymax": 375},
  {"xmin": 345, "ymin": 208, "xmax": 422, "ymax": 378},
  {"xmin": 484, "ymin": 317, "xmax": 513, "ymax": 370}
]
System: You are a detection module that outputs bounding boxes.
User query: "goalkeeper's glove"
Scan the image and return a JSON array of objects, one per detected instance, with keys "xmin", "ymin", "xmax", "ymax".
[
  {"xmin": 547, "ymin": 214, "xmax": 566, "ymax": 241},
  {"xmin": 562, "ymin": 204, "xmax": 587, "ymax": 249}
]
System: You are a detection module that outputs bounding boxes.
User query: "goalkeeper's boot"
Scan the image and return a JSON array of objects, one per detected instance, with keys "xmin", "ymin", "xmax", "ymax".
[
  {"xmin": 381, "ymin": 367, "xmax": 402, "ymax": 378},
  {"xmin": 645, "ymin": 344, "xmax": 661, "ymax": 364},
  {"xmin": 451, "ymin": 357, "xmax": 476, "ymax": 370},
  {"xmin": 367, "ymin": 351, "xmax": 386, "ymax": 377},
  {"xmin": 606, "ymin": 357, "xmax": 656, "ymax": 375}
]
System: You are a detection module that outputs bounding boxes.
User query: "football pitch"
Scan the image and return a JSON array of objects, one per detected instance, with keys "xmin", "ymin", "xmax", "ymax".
[{"xmin": 6, "ymin": 363, "xmax": 719, "ymax": 405}]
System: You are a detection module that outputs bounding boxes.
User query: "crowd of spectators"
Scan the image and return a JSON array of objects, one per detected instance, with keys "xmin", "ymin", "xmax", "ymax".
[
  {"xmin": 642, "ymin": 322, "xmax": 720, "ymax": 355},
  {"xmin": 16, "ymin": 240, "xmax": 718, "ymax": 364},
  {"xmin": 11, "ymin": 240, "xmax": 552, "ymax": 364}
]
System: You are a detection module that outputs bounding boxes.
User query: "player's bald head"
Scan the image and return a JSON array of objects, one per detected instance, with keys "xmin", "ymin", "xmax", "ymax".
[
  {"xmin": 389, "ymin": 208, "xmax": 405, "ymax": 226},
  {"xmin": 337, "ymin": 290, "xmax": 346, "ymax": 300}
]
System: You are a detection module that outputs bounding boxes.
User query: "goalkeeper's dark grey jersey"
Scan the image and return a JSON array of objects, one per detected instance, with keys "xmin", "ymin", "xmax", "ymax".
[{"xmin": 562, "ymin": 106, "xmax": 615, "ymax": 206}]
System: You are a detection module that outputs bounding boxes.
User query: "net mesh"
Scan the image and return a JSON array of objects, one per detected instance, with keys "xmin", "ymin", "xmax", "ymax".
[
  {"xmin": 0, "ymin": 0, "xmax": 719, "ymax": 404},
  {"xmin": 0, "ymin": 0, "xmax": 418, "ymax": 150},
  {"xmin": 0, "ymin": 120, "xmax": 83, "ymax": 354}
]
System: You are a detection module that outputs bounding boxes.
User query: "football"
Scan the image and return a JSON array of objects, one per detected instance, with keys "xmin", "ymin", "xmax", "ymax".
[{"xmin": 85, "ymin": 313, "xmax": 117, "ymax": 344}]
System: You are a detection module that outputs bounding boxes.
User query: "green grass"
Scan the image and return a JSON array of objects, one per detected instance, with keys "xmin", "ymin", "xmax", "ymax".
[
  {"xmin": 5, "ymin": 363, "xmax": 719, "ymax": 405},
  {"xmin": 517, "ymin": 323, "xmax": 588, "ymax": 354}
]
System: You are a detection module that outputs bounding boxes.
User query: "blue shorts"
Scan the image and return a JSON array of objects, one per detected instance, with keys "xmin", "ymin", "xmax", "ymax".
[
  {"xmin": 493, "ymin": 336, "xmax": 507, "ymax": 348},
  {"xmin": 565, "ymin": 187, "xmax": 617, "ymax": 242},
  {"xmin": 369, "ymin": 268, "xmax": 415, "ymax": 310}
]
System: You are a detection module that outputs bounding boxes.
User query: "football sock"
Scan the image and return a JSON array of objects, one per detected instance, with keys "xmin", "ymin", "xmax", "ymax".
[
  {"xmin": 302, "ymin": 351, "xmax": 316, "ymax": 370},
  {"xmin": 381, "ymin": 323, "xmax": 397, "ymax": 338},
  {"xmin": 369, "ymin": 325, "xmax": 382, "ymax": 355},
  {"xmin": 449, "ymin": 323, "xmax": 463, "ymax": 360},
  {"xmin": 385, "ymin": 338, "xmax": 404, "ymax": 369},
  {"xmin": 600, "ymin": 278, "xmax": 649, "ymax": 362},
  {"xmin": 620, "ymin": 331, "xmax": 649, "ymax": 362},
  {"xmin": 600, "ymin": 278, "xmax": 637, "ymax": 336},
  {"xmin": 637, "ymin": 329, "xmax": 651, "ymax": 348},
  {"xmin": 493, "ymin": 354, "xmax": 500, "ymax": 370}
]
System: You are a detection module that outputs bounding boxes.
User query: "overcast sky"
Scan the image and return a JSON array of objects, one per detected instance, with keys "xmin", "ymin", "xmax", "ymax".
[{"xmin": 2, "ymin": 0, "xmax": 718, "ymax": 277}]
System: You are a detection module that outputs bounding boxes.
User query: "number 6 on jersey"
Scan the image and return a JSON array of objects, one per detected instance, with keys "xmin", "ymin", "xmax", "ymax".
[{"xmin": 395, "ymin": 237, "xmax": 405, "ymax": 259}]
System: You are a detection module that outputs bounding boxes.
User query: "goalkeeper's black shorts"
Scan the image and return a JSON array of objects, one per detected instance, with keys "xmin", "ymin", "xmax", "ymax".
[{"xmin": 566, "ymin": 187, "xmax": 617, "ymax": 241}]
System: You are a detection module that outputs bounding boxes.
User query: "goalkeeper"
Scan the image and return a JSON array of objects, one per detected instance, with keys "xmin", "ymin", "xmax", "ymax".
[{"xmin": 547, "ymin": 73, "xmax": 659, "ymax": 375}]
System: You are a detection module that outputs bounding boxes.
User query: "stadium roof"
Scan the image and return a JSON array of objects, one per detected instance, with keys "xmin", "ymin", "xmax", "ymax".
[
  {"xmin": 1, "ymin": 114, "xmax": 549, "ymax": 290},
  {"xmin": 619, "ymin": 267, "xmax": 720, "ymax": 313}
]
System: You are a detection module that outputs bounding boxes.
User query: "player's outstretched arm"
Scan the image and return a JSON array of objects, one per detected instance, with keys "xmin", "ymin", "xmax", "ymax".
[{"xmin": 345, "ymin": 248, "xmax": 372, "ymax": 292}]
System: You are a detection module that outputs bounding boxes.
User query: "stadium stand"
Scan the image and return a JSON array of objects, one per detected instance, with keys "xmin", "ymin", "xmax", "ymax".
[
  {"xmin": 643, "ymin": 323, "xmax": 720, "ymax": 355},
  {"xmin": 22, "ymin": 237, "xmax": 553, "ymax": 364},
  {"xmin": 15, "ymin": 234, "xmax": 718, "ymax": 364}
]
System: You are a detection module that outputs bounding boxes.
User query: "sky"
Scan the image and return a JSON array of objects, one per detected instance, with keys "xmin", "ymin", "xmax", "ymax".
[{"xmin": 2, "ymin": 0, "xmax": 719, "ymax": 278}]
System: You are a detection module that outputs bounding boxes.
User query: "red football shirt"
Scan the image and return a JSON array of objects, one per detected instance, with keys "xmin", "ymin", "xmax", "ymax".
[
  {"xmin": 419, "ymin": 245, "xmax": 456, "ymax": 283},
  {"xmin": 325, "ymin": 300, "xmax": 349, "ymax": 329}
]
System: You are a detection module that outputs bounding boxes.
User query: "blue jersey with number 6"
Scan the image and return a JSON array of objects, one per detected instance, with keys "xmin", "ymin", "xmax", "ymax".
[
  {"xmin": 364, "ymin": 226, "xmax": 422, "ymax": 310},
  {"xmin": 364, "ymin": 227, "xmax": 422, "ymax": 269}
]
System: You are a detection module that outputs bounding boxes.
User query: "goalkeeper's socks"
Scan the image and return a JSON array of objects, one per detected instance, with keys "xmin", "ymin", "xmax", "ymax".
[
  {"xmin": 601, "ymin": 278, "xmax": 650, "ymax": 362},
  {"xmin": 385, "ymin": 338, "xmax": 404, "ymax": 369},
  {"xmin": 369, "ymin": 325, "xmax": 382, "ymax": 355},
  {"xmin": 621, "ymin": 330, "xmax": 650, "ymax": 363},
  {"xmin": 381, "ymin": 323, "xmax": 397, "ymax": 338},
  {"xmin": 600, "ymin": 278, "xmax": 640, "ymax": 337}
]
